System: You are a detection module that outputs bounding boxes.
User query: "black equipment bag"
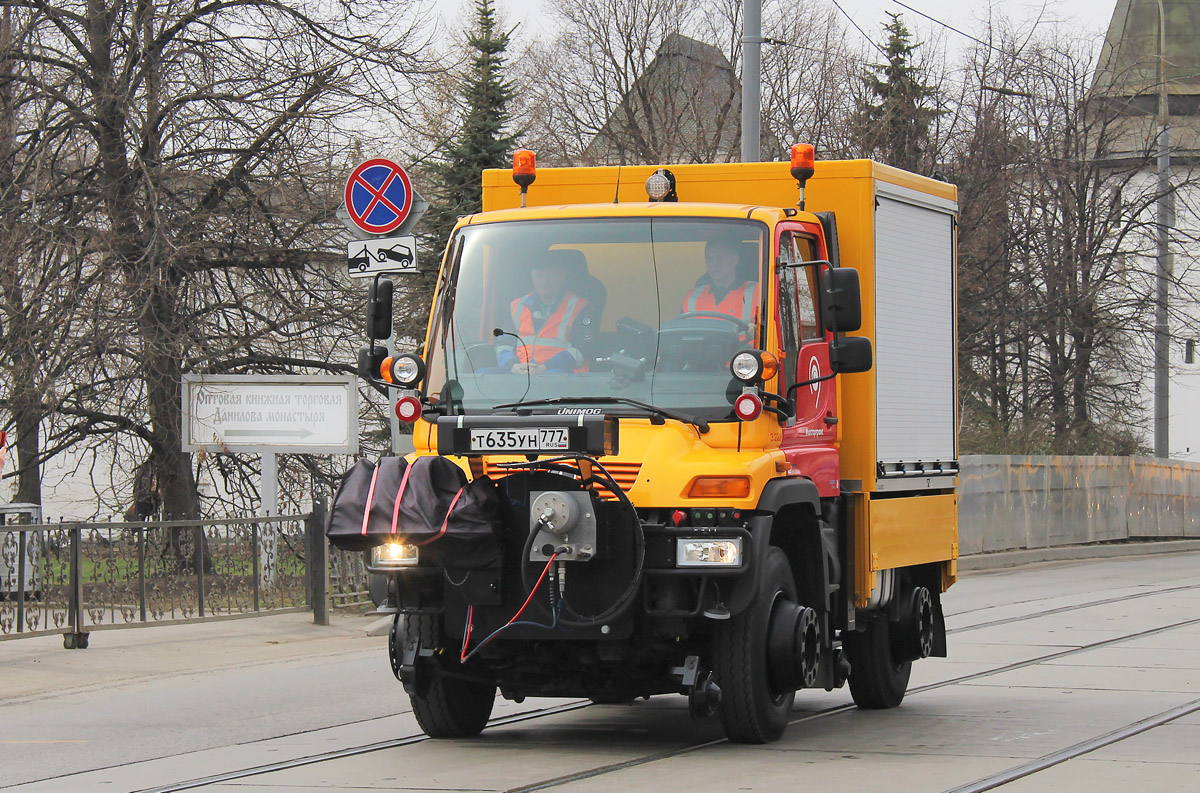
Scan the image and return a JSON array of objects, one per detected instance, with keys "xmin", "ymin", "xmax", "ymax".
[
  {"xmin": 326, "ymin": 455, "xmax": 502, "ymax": 569},
  {"xmin": 325, "ymin": 456, "xmax": 407, "ymax": 552}
]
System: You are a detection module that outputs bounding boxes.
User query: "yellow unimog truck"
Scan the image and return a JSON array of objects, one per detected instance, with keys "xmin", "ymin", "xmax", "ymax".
[{"xmin": 344, "ymin": 148, "xmax": 958, "ymax": 744}]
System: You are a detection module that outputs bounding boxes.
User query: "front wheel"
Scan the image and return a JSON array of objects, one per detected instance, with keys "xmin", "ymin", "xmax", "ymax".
[
  {"xmin": 712, "ymin": 548, "xmax": 796, "ymax": 744},
  {"xmin": 843, "ymin": 615, "xmax": 911, "ymax": 709},
  {"xmin": 397, "ymin": 614, "xmax": 497, "ymax": 738}
]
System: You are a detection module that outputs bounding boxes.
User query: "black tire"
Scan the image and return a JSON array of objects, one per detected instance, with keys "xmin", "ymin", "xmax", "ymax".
[
  {"xmin": 712, "ymin": 547, "xmax": 796, "ymax": 744},
  {"xmin": 843, "ymin": 615, "xmax": 911, "ymax": 709},
  {"xmin": 403, "ymin": 614, "xmax": 497, "ymax": 738}
]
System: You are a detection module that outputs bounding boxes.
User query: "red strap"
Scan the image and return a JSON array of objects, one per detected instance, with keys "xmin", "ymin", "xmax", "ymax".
[
  {"xmin": 418, "ymin": 485, "xmax": 464, "ymax": 547},
  {"xmin": 390, "ymin": 462, "xmax": 415, "ymax": 535},
  {"xmin": 359, "ymin": 465, "xmax": 381, "ymax": 536}
]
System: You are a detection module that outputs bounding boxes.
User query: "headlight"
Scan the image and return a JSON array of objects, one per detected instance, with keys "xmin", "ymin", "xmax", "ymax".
[
  {"xmin": 676, "ymin": 538, "xmax": 742, "ymax": 567},
  {"xmin": 731, "ymin": 351, "xmax": 760, "ymax": 381},
  {"xmin": 730, "ymin": 350, "xmax": 778, "ymax": 383},
  {"xmin": 390, "ymin": 353, "xmax": 425, "ymax": 387},
  {"xmin": 372, "ymin": 541, "xmax": 419, "ymax": 568}
]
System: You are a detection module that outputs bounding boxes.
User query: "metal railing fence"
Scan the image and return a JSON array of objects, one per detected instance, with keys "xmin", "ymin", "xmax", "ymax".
[{"xmin": 0, "ymin": 507, "xmax": 371, "ymax": 645}]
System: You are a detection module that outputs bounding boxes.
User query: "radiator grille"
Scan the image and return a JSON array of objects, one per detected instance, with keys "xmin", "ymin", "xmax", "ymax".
[{"xmin": 482, "ymin": 460, "xmax": 642, "ymax": 494}]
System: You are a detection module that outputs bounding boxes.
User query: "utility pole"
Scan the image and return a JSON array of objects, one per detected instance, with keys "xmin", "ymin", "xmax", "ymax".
[
  {"xmin": 741, "ymin": 0, "xmax": 762, "ymax": 162},
  {"xmin": 1154, "ymin": 0, "xmax": 1174, "ymax": 458}
]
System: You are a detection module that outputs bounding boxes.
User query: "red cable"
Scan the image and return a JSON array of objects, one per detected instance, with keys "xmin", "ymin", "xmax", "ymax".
[
  {"xmin": 460, "ymin": 606, "xmax": 474, "ymax": 663},
  {"xmin": 461, "ymin": 553, "xmax": 557, "ymax": 662}
]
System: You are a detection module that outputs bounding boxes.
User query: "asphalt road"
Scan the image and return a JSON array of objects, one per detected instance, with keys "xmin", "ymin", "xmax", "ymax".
[{"xmin": 3, "ymin": 550, "xmax": 1199, "ymax": 792}]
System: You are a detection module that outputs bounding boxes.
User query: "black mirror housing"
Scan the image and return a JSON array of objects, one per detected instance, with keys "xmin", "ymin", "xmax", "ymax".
[
  {"xmin": 819, "ymin": 267, "xmax": 863, "ymax": 332},
  {"xmin": 829, "ymin": 335, "xmax": 872, "ymax": 374},
  {"xmin": 358, "ymin": 344, "xmax": 388, "ymax": 380},
  {"xmin": 367, "ymin": 278, "xmax": 394, "ymax": 340}
]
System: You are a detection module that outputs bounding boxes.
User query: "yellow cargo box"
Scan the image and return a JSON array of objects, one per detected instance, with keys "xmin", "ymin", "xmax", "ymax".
[{"xmin": 483, "ymin": 160, "xmax": 959, "ymax": 494}]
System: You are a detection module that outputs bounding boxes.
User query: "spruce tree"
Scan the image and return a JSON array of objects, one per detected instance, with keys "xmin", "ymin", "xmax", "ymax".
[
  {"xmin": 426, "ymin": 0, "xmax": 516, "ymax": 245},
  {"xmin": 855, "ymin": 13, "xmax": 940, "ymax": 172}
]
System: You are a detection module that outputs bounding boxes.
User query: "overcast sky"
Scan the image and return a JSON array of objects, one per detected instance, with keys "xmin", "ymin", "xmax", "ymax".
[{"xmin": 432, "ymin": 0, "xmax": 1118, "ymax": 53}]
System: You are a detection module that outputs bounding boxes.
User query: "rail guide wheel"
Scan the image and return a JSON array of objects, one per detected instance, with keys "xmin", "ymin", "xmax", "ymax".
[{"xmin": 391, "ymin": 613, "xmax": 497, "ymax": 737}]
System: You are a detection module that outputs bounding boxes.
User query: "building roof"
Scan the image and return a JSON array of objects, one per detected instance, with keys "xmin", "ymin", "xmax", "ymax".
[
  {"xmin": 1095, "ymin": 0, "xmax": 1200, "ymax": 105},
  {"xmin": 1093, "ymin": 0, "xmax": 1200, "ymax": 156},
  {"xmin": 583, "ymin": 33, "xmax": 741, "ymax": 166}
]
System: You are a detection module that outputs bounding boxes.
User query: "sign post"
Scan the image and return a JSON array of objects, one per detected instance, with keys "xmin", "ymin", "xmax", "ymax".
[
  {"xmin": 182, "ymin": 375, "xmax": 358, "ymax": 587},
  {"xmin": 342, "ymin": 157, "xmax": 426, "ymax": 454}
]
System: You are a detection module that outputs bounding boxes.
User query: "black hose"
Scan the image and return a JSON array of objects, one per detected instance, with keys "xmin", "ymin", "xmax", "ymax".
[{"xmin": 506, "ymin": 454, "xmax": 645, "ymax": 628}]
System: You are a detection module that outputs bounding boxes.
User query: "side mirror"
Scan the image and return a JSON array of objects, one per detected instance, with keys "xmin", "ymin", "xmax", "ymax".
[
  {"xmin": 829, "ymin": 335, "xmax": 872, "ymax": 374},
  {"xmin": 367, "ymin": 278, "xmax": 394, "ymax": 340},
  {"xmin": 819, "ymin": 267, "xmax": 863, "ymax": 333}
]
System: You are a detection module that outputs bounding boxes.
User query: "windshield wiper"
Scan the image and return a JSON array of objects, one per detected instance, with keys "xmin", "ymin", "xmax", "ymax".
[{"xmin": 493, "ymin": 396, "xmax": 709, "ymax": 433}]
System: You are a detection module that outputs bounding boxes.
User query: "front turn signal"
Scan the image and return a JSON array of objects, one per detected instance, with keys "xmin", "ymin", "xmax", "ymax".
[{"xmin": 686, "ymin": 476, "xmax": 751, "ymax": 499}]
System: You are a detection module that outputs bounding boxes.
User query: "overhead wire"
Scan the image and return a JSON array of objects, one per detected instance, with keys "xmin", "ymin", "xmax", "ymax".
[
  {"xmin": 890, "ymin": 0, "xmax": 1044, "ymax": 73},
  {"xmin": 829, "ymin": 0, "xmax": 890, "ymax": 58}
]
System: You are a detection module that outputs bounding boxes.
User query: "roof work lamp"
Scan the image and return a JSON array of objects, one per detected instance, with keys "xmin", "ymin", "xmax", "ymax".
[{"xmin": 645, "ymin": 168, "xmax": 678, "ymax": 202}]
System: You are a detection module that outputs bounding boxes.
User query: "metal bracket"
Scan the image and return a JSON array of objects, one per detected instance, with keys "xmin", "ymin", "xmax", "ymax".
[
  {"xmin": 670, "ymin": 655, "xmax": 722, "ymax": 717},
  {"xmin": 670, "ymin": 655, "xmax": 703, "ymax": 687}
]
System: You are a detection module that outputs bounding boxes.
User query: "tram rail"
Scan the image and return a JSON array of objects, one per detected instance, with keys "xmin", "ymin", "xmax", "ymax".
[{"xmin": 112, "ymin": 577, "xmax": 1200, "ymax": 793}]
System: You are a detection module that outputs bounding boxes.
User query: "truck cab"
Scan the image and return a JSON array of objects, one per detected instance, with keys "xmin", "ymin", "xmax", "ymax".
[{"xmin": 337, "ymin": 151, "xmax": 959, "ymax": 744}]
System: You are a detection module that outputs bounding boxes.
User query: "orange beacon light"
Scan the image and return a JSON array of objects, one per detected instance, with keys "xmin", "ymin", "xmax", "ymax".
[
  {"xmin": 513, "ymin": 149, "xmax": 536, "ymax": 206},
  {"xmin": 790, "ymin": 144, "xmax": 816, "ymax": 210}
]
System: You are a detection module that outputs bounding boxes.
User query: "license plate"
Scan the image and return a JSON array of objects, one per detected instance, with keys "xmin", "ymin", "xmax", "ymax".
[{"xmin": 469, "ymin": 427, "xmax": 570, "ymax": 452}]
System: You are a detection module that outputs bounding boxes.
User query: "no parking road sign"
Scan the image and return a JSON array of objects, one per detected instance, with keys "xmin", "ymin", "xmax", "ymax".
[{"xmin": 344, "ymin": 158, "xmax": 414, "ymax": 235}]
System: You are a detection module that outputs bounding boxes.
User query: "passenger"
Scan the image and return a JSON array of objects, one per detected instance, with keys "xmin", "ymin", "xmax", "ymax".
[
  {"xmin": 496, "ymin": 252, "xmax": 591, "ymax": 374},
  {"xmin": 681, "ymin": 239, "xmax": 760, "ymax": 337}
]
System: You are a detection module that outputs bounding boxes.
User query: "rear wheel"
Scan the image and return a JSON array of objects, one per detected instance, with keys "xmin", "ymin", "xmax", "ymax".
[
  {"xmin": 399, "ymin": 614, "xmax": 497, "ymax": 737},
  {"xmin": 843, "ymin": 614, "xmax": 911, "ymax": 709},
  {"xmin": 713, "ymin": 548, "xmax": 796, "ymax": 744}
]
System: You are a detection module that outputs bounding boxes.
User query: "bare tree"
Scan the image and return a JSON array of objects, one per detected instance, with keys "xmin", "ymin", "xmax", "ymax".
[
  {"xmin": 952, "ymin": 19, "xmax": 1199, "ymax": 453},
  {"xmin": 757, "ymin": 3, "xmax": 859, "ymax": 159},
  {"xmin": 0, "ymin": 6, "xmax": 109, "ymax": 507},
  {"xmin": 0, "ymin": 0, "xmax": 435, "ymax": 518}
]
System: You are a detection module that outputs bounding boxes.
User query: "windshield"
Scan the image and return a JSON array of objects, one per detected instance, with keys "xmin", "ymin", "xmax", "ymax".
[{"xmin": 424, "ymin": 217, "xmax": 767, "ymax": 421}]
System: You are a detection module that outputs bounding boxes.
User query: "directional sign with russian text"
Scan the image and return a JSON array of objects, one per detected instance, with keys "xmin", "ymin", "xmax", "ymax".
[
  {"xmin": 344, "ymin": 158, "xmax": 413, "ymax": 235},
  {"xmin": 347, "ymin": 234, "xmax": 418, "ymax": 278},
  {"xmin": 182, "ymin": 375, "xmax": 358, "ymax": 454}
]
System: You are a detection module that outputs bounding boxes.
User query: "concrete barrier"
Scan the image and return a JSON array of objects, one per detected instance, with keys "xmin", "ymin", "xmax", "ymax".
[{"xmin": 959, "ymin": 455, "xmax": 1200, "ymax": 554}]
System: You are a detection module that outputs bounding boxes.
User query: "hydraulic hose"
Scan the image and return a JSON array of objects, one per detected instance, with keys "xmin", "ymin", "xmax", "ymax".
[{"xmin": 504, "ymin": 454, "xmax": 645, "ymax": 628}]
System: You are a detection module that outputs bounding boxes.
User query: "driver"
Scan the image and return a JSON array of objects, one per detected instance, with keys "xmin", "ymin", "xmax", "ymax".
[
  {"xmin": 496, "ymin": 252, "xmax": 590, "ymax": 374},
  {"xmin": 680, "ymin": 239, "xmax": 760, "ymax": 339}
]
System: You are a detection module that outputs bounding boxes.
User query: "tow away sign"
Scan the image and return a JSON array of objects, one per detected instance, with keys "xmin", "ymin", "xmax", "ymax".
[
  {"xmin": 347, "ymin": 235, "xmax": 417, "ymax": 278},
  {"xmin": 182, "ymin": 375, "xmax": 358, "ymax": 454}
]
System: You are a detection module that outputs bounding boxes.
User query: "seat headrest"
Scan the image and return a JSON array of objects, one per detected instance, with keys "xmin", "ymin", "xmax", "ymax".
[{"xmin": 538, "ymin": 248, "xmax": 588, "ymax": 272}]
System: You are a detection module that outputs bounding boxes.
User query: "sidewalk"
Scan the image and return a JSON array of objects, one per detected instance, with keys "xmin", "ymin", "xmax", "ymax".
[{"xmin": 1, "ymin": 608, "xmax": 385, "ymax": 707}]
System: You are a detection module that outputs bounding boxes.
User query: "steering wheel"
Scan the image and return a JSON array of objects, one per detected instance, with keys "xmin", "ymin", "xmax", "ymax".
[{"xmin": 674, "ymin": 310, "xmax": 751, "ymax": 334}]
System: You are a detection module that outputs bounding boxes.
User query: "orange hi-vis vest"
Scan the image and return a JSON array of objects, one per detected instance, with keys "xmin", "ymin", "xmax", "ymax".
[
  {"xmin": 510, "ymin": 291, "xmax": 588, "ymax": 368},
  {"xmin": 681, "ymin": 280, "xmax": 760, "ymax": 336}
]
